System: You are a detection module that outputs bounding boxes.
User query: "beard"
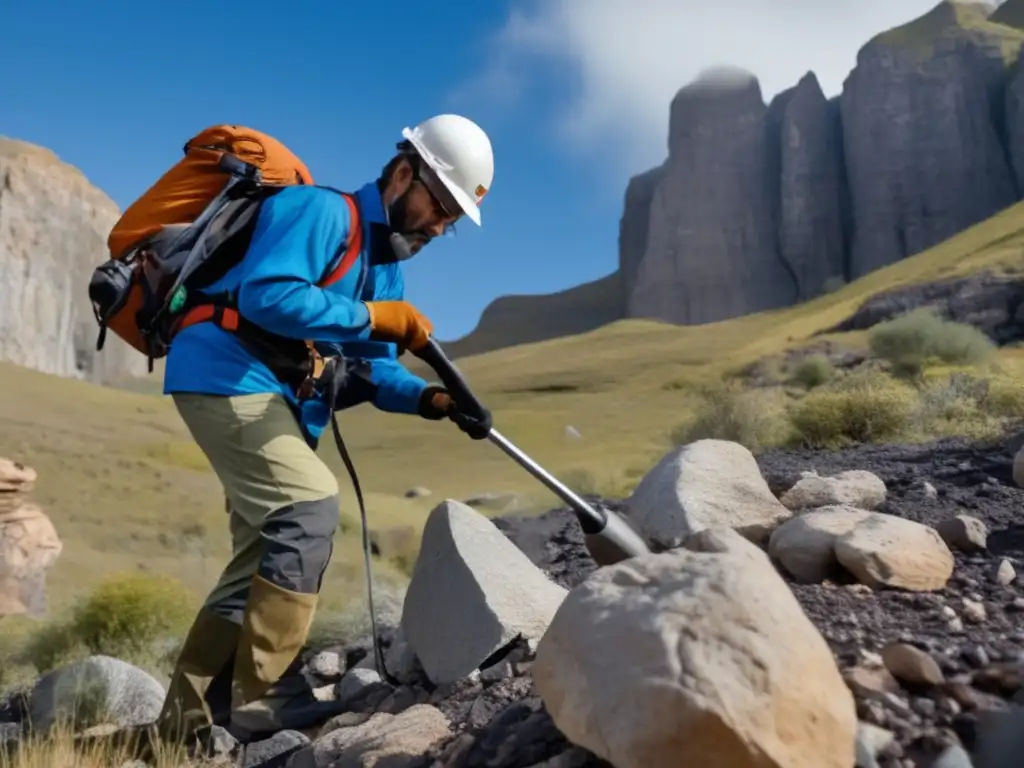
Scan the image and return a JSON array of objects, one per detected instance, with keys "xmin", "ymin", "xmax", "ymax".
[{"xmin": 386, "ymin": 188, "xmax": 433, "ymax": 261}]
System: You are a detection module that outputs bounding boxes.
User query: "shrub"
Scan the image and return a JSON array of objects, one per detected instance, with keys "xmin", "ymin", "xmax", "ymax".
[
  {"xmin": 789, "ymin": 372, "xmax": 915, "ymax": 448},
  {"xmin": 671, "ymin": 384, "xmax": 792, "ymax": 454},
  {"xmin": 868, "ymin": 308, "xmax": 995, "ymax": 378},
  {"xmin": 23, "ymin": 572, "xmax": 195, "ymax": 674},
  {"xmin": 981, "ymin": 377, "xmax": 1024, "ymax": 420},
  {"xmin": 910, "ymin": 373, "xmax": 993, "ymax": 440},
  {"xmin": 789, "ymin": 355, "xmax": 834, "ymax": 389}
]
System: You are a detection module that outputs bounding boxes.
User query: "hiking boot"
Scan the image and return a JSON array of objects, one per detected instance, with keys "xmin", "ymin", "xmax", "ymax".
[
  {"xmin": 227, "ymin": 574, "xmax": 344, "ymax": 741},
  {"xmin": 156, "ymin": 606, "xmax": 241, "ymax": 746}
]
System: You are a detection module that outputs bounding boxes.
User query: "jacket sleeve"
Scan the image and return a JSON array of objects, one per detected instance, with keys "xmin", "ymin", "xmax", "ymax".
[
  {"xmin": 339, "ymin": 262, "xmax": 430, "ymax": 415},
  {"xmin": 235, "ymin": 186, "xmax": 373, "ymax": 343}
]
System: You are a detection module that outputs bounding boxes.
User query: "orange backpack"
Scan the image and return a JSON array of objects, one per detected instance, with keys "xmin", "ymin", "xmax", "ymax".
[{"xmin": 89, "ymin": 124, "xmax": 363, "ymax": 385}]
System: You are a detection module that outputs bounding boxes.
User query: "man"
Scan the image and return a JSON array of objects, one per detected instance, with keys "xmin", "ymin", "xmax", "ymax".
[{"xmin": 155, "ymin": 113, "xmax": 495, "ymax": 746}]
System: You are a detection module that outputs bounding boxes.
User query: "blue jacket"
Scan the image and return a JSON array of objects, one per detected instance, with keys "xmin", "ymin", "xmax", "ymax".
[{"xmin": 163, "ymin": 181, "xmax": 430, "ymax": 444}]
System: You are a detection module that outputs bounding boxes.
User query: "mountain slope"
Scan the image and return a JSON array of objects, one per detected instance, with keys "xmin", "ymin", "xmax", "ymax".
[{"xmin": 442, "ymin": 272, "xmax": 623, "ymax": 359}]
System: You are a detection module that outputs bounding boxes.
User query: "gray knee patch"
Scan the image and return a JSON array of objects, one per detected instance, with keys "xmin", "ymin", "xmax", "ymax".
[{"xmin": 259, "ymin": 496, "xmax": 339, "ymax": 594}]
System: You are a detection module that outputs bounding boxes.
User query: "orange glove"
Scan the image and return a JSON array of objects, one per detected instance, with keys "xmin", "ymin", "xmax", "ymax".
[{"xmin": 364, "ymin": 300, "xmax": 434, "ymax": 353}]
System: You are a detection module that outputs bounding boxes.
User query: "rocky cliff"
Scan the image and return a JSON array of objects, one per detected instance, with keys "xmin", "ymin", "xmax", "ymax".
[
  {"xmin": 621, "ymin": 0, "xmax": 1024, "ymax": 326},
  {"xmin": 0, "ymin": 139, "xmax": 145, "ymax": 383}
]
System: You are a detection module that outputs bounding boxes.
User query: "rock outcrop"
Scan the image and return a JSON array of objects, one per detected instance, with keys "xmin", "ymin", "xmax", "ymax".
[
  {"xmin": 628, "ymin": 67, "xmax": 797, "ymax": 325},
  {"xmin": 618, "ymin": 0, "xmax": 1024, "ymax": 331},
  {"xmin": 827, "ymin": 271, "xmax": 1024, "ymax": 342},
  {"xmin": 0, "ymin": 139, "xmax": 145, "ymax": 384},
  {"xmin": 0, "ymin": 456, "xmax": 61, "ymax": 617}
]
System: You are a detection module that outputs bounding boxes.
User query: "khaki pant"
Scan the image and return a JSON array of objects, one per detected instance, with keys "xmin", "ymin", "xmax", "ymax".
[{"xmin": 158, "ymin": 392, "xmax": 344, "ymax": 744}]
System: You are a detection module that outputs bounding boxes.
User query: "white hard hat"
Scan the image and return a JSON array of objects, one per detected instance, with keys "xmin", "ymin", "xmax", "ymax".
[{"xmin": 401, "ymin": 114, "xmax": 494, "ymax": 227}]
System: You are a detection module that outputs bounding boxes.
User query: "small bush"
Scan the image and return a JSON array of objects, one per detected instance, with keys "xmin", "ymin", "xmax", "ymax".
[
  {"xmin": 789, "ymin": 355, "xmax": 834, "ymax": 389},
  {"xmin": 671, "ymin": 385, "xmax": 792, "ymax": 454},
  {"xmin": 23, "ymin": 572, "xmax": 195, "ymax": 674},
  {"xmin": 981, "ymin": 377, "xmax": 1024, "ymax": 420},
  {"xmin": 789, "ymin": 372, "xmax": 915, "ymax": 448},
  {"xmin": 911, "ymin": 373, "xmax": 994, "ymax": 440},
  {"xmin": 868, "ymin": 308, "xmax": 995, "ymax": 378}
]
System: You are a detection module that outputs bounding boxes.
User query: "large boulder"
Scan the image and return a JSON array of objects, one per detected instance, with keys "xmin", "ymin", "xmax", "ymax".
[
  {"xmin": 533, "ymin": 527, "xmax": 857, "ymax": 768},
  {"xmin": 834, "ymin": 513, "xmax": 955, "ymax": 591},
  {"xmin": 28, "ymin": 655, "xmax": 166, "ymax": 731},
  {"xmin": 768, "ymin": 505, "xmax": 874, "ymax": 583},
  {"xmin": 626, "ymin": 439, "xmax": 792, "ymax": 548},
  {"xmin": 400, "ymin": 500, "xmax": 567, "ymax": 685},
  {"xmin": 779, "ymin": 470, "xmax": 887, "ymax": 511}
]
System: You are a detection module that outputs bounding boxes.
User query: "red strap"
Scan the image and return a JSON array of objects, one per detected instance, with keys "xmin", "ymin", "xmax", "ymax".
[
  {"xmin": 170, "ymin": 193, "xmax": 360, "ymax": 339},
  {"xmin": 173, "ymin": 304, "xmax": 240, "ymax": 336},
  {"xmin": 319, "ymin": 194, "xmax": 362, "ymax": 288}
]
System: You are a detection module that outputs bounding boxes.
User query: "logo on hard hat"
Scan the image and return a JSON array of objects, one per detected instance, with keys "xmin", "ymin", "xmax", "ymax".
[{"xmin": 475, "ymin": 184, "xmax": 488, "ymax": 200}]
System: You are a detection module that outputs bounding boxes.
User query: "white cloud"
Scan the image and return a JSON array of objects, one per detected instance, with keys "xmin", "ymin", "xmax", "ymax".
[{"xmin": 459, "ymin": 0, "xmax": 945, "ymax": 176}]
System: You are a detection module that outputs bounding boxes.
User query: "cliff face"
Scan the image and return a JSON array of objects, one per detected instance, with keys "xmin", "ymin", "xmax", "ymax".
[
  {"xmin": 620, "ymin": 0, "xmax": 1024, "ymax": 328},
  {"xmin": 628, "ymin": 69, "xmax": 797, "ymax": 325},
  {"xmin": 0, "ymin": 139, "xmax": 145, "ymax": 383}
]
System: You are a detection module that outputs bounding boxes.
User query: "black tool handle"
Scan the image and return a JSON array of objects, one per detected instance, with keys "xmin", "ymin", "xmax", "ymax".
[{"xmin": 414, "ymin": 338, "xmax": 489, "ymax": 420}]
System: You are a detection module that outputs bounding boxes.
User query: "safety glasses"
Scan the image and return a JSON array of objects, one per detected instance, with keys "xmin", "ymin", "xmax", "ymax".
[{"xmin": 412, "ymin": 159, "xmax": 462, "ymax": 237}]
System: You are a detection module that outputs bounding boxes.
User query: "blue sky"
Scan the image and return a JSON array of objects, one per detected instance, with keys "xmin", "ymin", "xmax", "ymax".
[{"xmin": 2, "ymin": 0, "xmax": 936, "ymax": 340}]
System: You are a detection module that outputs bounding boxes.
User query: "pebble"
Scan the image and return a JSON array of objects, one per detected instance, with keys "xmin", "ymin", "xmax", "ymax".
[
  {"xmin": 962, "ymin": 599, "xmax": 987, "ymax": 624},
  {"xmin": 336, "ymin": 667, "xmax": 386, "ymax": 708},
  {"xmin": 856, "ymin": 721, "xmax": 894, "ymax": 767},
  {"xmin": 993, "ymin": 559, "xmax": 1016, "ymax": 586},
  {"xmin": 882, "ymin": 643, "xmax": 945, "ymax": 686}
]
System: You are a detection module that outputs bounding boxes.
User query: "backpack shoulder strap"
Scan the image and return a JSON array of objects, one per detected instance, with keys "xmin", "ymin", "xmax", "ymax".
[{"xmin": 316, "ymin": 187, "xmax": 363, "ymax": 289}]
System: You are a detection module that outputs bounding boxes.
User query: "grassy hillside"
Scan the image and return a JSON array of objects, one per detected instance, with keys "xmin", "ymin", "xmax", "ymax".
[{"xmin": 5, "ymin": 197, "xmax": 1024, "ymax": 629}]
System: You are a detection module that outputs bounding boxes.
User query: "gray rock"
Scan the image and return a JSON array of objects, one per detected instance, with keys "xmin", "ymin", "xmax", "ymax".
[
  {"xmin": 305, "ymin": 649, "xmax": 344, "ymax": 682},
  {"xmin": 856, "ymin": 721, "xmax": 894, "ymax": 767},
  {"xmin": 932, "ymin": 744, "xmax": 974, "ymax": 768},
  {"xmin": 28, "ymin": 655, "xmax": 165, "ymax": 731},
  {"xmin": 828, "ymin": 272, "xmax": 1024, "ymax": 345},
  {"xmin": 765, "ymin": 71, "xmax": 848, "ymax": 302},
  {"xmin": 618, "ymin": 165, "xmax": 664, "ymax": 307},
  {"xmin": 336, "ymin": 667, "xmax": 385, "ymax": 709},
  {"xmin": 0, "ymin": 138, "xmax": 147, "ymax": 383},
  {"xmin": 241, "ymin": 729, "xmax": 309, "ymax": 768},
  {"xmin": 288, "ymin": 704, "xmax": 450, "ymax": 768},
  {"xmin": 840, "ymin": 6, "xmax": 1018, "ymax": 280},
  {"xmin": 936, "ymin": 514, "xmax": 989, "ymax": 553},
  {"xmin": 627, "ymin": 67, "xmax": 797, "ymax": 326},
  {"xmin": 401, "ymin": 500, "xmax": 567, "ymax": 685}
]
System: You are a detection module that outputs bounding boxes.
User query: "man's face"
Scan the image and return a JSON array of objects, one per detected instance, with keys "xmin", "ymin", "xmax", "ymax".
[{"xmin": 386, "ymin": 157, "xmax": 463, "ymax": 256}]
